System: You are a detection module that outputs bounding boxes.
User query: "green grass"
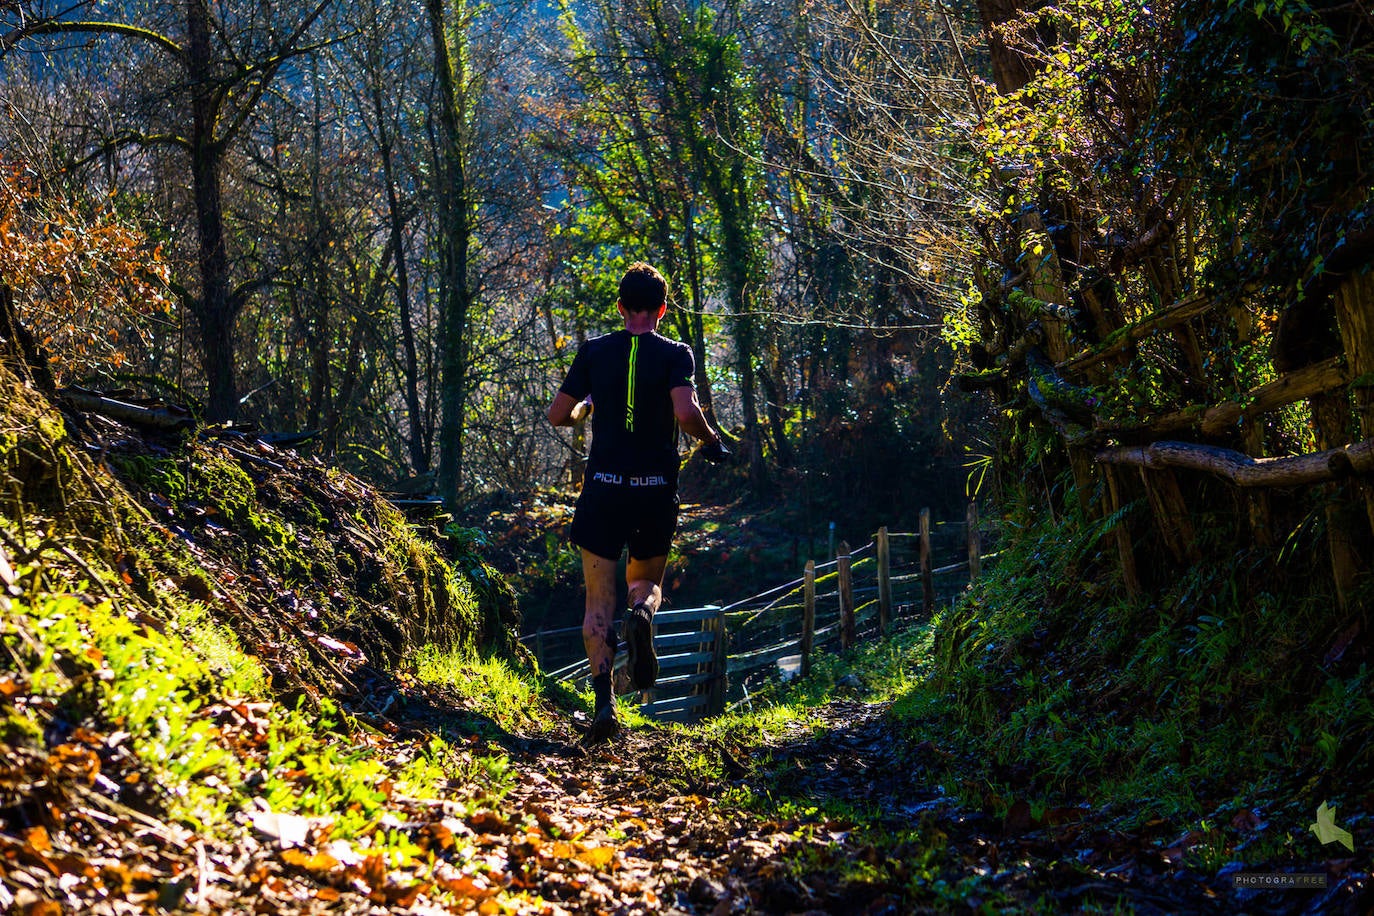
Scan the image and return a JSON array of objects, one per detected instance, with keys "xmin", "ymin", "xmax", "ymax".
[
  {"xmin": 411, "ymin": 647, "xmax": 552, "ymax": 733},
  {"xmin": 662, "ymin": 488, "xmax": 1370, "ymax": 901},
  {"xmin": 2, "ymin": 557, "xmax": 508, "ymax": 844}
]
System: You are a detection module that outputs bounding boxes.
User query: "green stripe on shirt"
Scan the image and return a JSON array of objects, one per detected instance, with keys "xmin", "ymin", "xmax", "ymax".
[{"xmin": 625, "ymin": 335, "xmax": 639, "ymax": 431}]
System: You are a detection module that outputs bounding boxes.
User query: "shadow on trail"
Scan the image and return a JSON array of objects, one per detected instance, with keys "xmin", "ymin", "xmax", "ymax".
[
  {"xmin": 713, "ymin": 698, "xmax": 1365, "ymax": 916},
  {"xmin": 337, "ymin": 667, "xmax": 1367, "ymax": 914},
  {"xmin": 340, "ymin": 664, "xmax": 589, "ymax": 761}
]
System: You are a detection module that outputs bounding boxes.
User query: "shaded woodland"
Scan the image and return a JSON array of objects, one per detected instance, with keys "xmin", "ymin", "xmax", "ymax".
[
  {"xmin": 0, "ymin": 0, "xmax": 979, "ymax": 533},
  {"xmin": 5, "ymin": 0, "xmax": 1372, "ymax": 609},
  {"xmin": 2, "ymin": 1, "xmax": 1374, "ymax": 912}
]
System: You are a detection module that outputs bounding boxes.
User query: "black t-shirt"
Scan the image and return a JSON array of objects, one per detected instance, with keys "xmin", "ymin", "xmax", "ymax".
[{"xmin": 559, "ymin": 329, "xmax": 695, "ymax": 477}]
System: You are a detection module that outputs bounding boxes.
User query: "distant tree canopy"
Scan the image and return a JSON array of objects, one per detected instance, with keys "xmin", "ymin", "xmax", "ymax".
[
  {"xmin": 8, "ymin": 0, "xmax": 984, "ymax": 533},
  {"xmin": 17, "ymin": 0, "xmax": 1368, "ymax": 584}
]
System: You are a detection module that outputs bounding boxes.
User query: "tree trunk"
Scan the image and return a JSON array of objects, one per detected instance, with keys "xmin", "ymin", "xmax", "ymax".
[
  {"xmin": 306, "ymin": 72, "xmax": 331, "ymax": 433},
  {"xmin": 1103, "ymin": 465, "xmax": 1141, "ymax": 596},
  {"xmin": 1097, "ymin": 438, "xmax": 1374, "ymax": 486},
  {"xmin": 1311, "ymin": 388, "xmax": 1362, "ymax": 613},
  {"xmin": 187, "ymin": 0, "xmax": 237, "ymax": 422},
  {"xmin": 681, "ymin": 195, "xmax": 716, "ymax": 421},
  {"xmin": 427, "ymin": 0, "xmax": 475, "ymax": 509},
  {"xmin": 1335, "ymin": 270, "xmax": 1374, "ymax": 534},
  {"xmin": 376, "ymin": 93, "xmax": 427, "ymax": 475},
  {"xmin": 713, "ymin": 173, "xmax": 767, "ymax": 494},
  {"xmin": 759, "ymin": 361, "xmax": 795, "ymax": 469},
  {"xmin": 1232, "ymin": 304, "xmax": 1273, "ymax": 548},
  {"xmin": 975, "ymin": 0, "xmax": 1040, "ymax": 93},
  {"xmin": 1138, "ymin": 467, "xmax": 1200, "ymax": 566}
]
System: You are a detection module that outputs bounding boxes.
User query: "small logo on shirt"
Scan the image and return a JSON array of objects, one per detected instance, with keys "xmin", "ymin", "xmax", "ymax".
[{"xmin": 591, "ymin": 472, "xmax": 668, "ymax": 487}]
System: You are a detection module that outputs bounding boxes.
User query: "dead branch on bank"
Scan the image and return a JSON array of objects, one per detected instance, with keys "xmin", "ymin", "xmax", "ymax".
[{"xmin": 1096, "ymin": 438, "xmax": 1374, "ymax": 488}]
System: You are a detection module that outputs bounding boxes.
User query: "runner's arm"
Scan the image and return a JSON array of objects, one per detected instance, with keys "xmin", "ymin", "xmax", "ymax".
[
  {"xmin": 671, "ymin": 386, "xmax": 721, "ymax": 445},
  {"xmin": 548, "ymin": 391, "xmax": 588, "ymax": 427}
]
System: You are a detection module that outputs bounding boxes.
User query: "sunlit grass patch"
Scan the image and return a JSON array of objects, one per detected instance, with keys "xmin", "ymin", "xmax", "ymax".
[
  {"xmin": 1, "ymin": 564, "xmax": 503, "ymax": 843},
  {"xmin": 410, "ymin": 646, "xmax": 551, "ymax": 732}
]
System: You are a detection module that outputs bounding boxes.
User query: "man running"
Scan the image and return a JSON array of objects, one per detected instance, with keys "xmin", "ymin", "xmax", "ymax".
[{"xmin": 547, "ymin": 262, "xmax": 728, "ymax": 742}]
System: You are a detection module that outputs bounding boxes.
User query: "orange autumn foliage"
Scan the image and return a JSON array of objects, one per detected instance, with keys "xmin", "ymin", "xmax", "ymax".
[{"xmin": 0, "ymin": 158, "xmax": 172, "ymax": 382}]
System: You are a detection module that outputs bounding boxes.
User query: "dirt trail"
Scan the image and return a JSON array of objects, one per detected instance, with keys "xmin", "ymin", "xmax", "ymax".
[
  {"xmin": 440, "ymin": 696, "xmax": 1361, "ymax": 915},
  {"xmin": 5, "ymin": 674, "xmax": 1363, "ymax": 915}
]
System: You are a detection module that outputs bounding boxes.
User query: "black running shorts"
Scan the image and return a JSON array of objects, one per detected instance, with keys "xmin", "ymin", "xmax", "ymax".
[{"xmin": 570, "ymin": 471, "xmax": 679, "ymax": 561}]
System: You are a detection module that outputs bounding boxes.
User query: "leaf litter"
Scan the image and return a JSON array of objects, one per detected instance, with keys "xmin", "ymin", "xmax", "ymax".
[{"xmin": 1, "ymin": 390, "xmax": 1370, "ymax": 915}]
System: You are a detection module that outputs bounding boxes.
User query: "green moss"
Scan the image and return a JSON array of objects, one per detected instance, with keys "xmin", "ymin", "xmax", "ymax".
[
  {"xmin": 34, "ymin": 410, "xmax": 66, "ymax": 446},
  {"xmin": 110, "ymin": 454, "xmax": 188, "ymax": 503},
  {"xmin": 189, "ymin": 455, "xmax": 255, "ymax": 525}
]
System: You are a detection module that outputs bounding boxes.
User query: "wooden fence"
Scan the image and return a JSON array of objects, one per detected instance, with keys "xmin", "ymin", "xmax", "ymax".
[
  {"xmin": 534, "ymin": 606, "xmax": 726, "ymax": 723},
  {"xmin": 521, "ymin": 504, "xmax": 993, "ymax": 723}
]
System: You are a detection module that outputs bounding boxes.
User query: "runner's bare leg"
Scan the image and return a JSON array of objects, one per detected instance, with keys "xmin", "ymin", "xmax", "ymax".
[
  {"xmin": 581, "ymin": 549, "xmax": 619, "ymax": 680},
  {"xmin": 627, "ymin": 554, "xmax": 668, "ymax": 613}
]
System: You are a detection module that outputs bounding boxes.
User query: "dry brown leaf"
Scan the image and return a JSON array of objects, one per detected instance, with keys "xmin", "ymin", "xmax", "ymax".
[
  {"xmin": 24, "ymin": 826, "xmax": 52, "ymax": 855},
  {"xmin": 437, "ymin": 874, "xmax": 495, "ymax": 900},
  {"xmin": 0, "ymin": 675, "xmax": 23, "ymax": 699},
  {"xmin": 422, "ymin": 821, "xmax": 455, "ymax": 852},
  {"xmin": 468, "ymin": 810, "xmax": 515, "ymax": 835},
  {"xmin": 280, "ymin": 848, "xmax": 340, "ymax": 875},
  {"xmin": 575, "ymin": 846, "xmax": 615, "ymax": 870},
  {"xmin": 359, "ymin": 853, "xmax": 387, "ymax": 890},
  {"xmin": 47, "ymin": 745, "xmax": 100, "ymax": 781},
  {"xmin": 381, "ymin": 881, "xmax": 429, "ymax": 907}
]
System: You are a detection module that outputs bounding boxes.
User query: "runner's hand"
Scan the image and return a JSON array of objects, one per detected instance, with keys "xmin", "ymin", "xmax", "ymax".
[{"xmin": 700, "ymin": 437, "xmax": 730, "ymax": 465}]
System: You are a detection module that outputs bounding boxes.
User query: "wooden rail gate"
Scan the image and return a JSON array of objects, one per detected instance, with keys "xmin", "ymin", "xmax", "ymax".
[
  {"xmin": 524, "ymin": 505, "xmax": 991, "ymax": 723},
  {"xmin": 534, "ymin": 606, "xmax": 727, "ymax": 723}
]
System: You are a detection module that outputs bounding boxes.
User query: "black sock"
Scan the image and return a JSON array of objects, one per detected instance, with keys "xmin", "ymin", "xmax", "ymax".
[{"xmin": 592, "ymin": 672, "xmax": 612, "ymax": 711}]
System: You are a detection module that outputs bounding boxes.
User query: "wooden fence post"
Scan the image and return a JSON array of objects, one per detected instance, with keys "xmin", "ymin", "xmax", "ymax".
[
  {"xmin": 802, "ymin": 560, "xmax": 816, "ymax": 678},
  {"xmin": 838, "ymin": 540, "xmax": 855, "ymax": 649},
  {"xmin": 876, "ymin": 526, "xmax": 892, "ymax": 633},
  {"xmin": 705, "ymin": 609, "xmax": 727, "ymax": 715},
  {"xmin": 966, "ymin": 504, "xmax": 982, "ymax": 581},
  {"xmin": 920, "ymin": 508, "xmax": 935, "ymax": 614}
]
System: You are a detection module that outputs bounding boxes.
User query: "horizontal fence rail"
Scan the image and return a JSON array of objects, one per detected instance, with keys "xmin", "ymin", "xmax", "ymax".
[{"xmin": 520, "ymin": 504, "xmax": 994, "ymax": 722}]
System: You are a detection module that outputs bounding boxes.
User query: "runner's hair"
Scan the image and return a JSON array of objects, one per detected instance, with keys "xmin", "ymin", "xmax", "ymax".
[{"xmin": 619, "ymin": 262, "xmax": 668, "ymax": 313}]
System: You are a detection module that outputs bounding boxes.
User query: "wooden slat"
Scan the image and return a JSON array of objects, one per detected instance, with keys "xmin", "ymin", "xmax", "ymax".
[
  {"xmin": 654, "ymin": 630, "xmax": 717, "ymax": 651},
  {"xmin": 654, "ymin": 606, "xmax": 723, "ymax": 625},
  {"xmin": 640, "ymin": 694, "xmax": 709, "ymax": 717},
  {"xmin": 648, "ymin": 708, "xmax": 698, "ymax": 724},
  {"xmin": 1058, "ymin": 294, "xmax": 1213, "ymax": 374},
  {"xmin": 728, "ymin": 639, "xmax": 801, "ymax": 674},
  {"xmin": 653, "ymin": 671, "xmax": 716, "ymax": 690},
  {"xmin": 656, "ymin": 650, "xmax": 716, "ymax": 671}
]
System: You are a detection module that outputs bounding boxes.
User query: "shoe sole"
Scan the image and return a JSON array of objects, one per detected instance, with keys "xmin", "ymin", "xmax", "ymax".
[
  {"xmin": 584, "ymin": 706, "xmax": 620, "ymax": 744},
  {"xmin": 630, "ymin": 612, "xmax": 658, "ymax": 690}
]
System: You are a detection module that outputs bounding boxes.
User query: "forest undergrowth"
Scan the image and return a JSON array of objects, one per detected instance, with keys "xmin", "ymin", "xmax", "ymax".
[{"xmin": 2, "ymin": 360, "xmax": 1371, "ymax": 914}]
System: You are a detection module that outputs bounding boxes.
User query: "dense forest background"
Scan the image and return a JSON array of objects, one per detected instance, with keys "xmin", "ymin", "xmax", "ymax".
[
  {"xmin": 2, "ymin": 0, "xmax": 1372, "ymax": 636},
  {"xmin": 0, "ymin": 0, "xmax": 987, "ymax": 541},
  {"xmin": 3, "ymin": 1, "xmax": 1374, "ymax": 910}
]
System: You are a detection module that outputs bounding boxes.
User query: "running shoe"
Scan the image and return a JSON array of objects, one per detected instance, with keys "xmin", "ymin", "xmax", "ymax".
[
  {"xmin": 584, "ymin": 701, "xmax": 620, "ymax": 743},
  {"xmin": 626, "ymin": 603, "xmax": 658, "ymax": 690}
]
